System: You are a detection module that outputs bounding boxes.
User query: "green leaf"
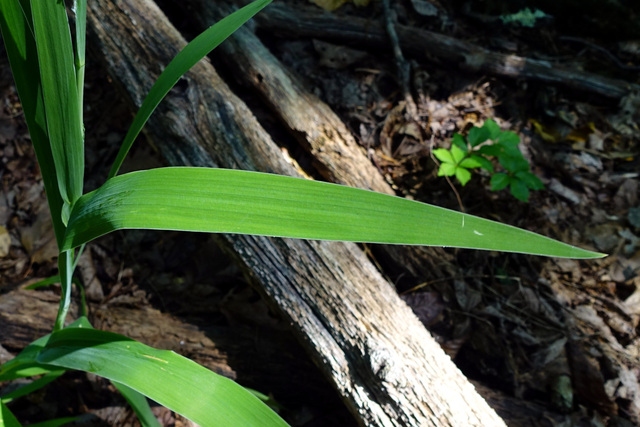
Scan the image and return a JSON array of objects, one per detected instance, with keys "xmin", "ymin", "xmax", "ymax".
[
  {"xmin": 515, "ymin": 171, "xmax": 544, "ymax": 190},
  {"xmin": 31, "ymin": 0, "xmax": 84, "ymax": 205},
  {"xmin": 73, "ymin": 0, "xmax": 87, "ymax": 119},
  {"xmin": 468, "ymin": 126, "xmax": 490, "ymax": 147},
  {"xmin": 459, "ymin": 157, "xmax": 482, "ymax": 168},
  {"xmin": 37, "ymin": 328, "xmax": 287, "ymax": 427},
  {"xmin": 1, "ymin": 370, "xmax": 65, "ymax": 404},
  {"xmin": 471, "ymin": 154, "xmax": 494, "ymax": 172},
  {"xmin": 510, "ymin": 179, "xmax": 530, "ymax": 202},
  {"xmin": 108, "ymin": 0, "xmax": 272, "ymax": 179},
  {"xmin": 483, "ymin": 119, "xmax": 501, "ymax": 140},
  {"xmin": 63, "ymin": 167, "xmax": 603, "ymax": 258},
  {"xmin": 433, "ymin": 148, "xmax": 454, "ymax": 164},
  {"xmin": 478, "ymin": 144, "xmax": 503, "ymax": 157},
  {"xmin": 499, "ymin": 155, "xmax": 529, "ymax": 173},
  {"xmin": 0, "ymin": 400, "xmax": 21, "ymax": 427},
  {"xmin": 490, "ymin": 173, "xmax": 510, "ymax": 191},
  {"xmin": 452, "ymin": 133, "xmax": 467, "ymax": 152},
  {"xmin": 0, "ymin": 0, "xmax": 65, "ymax": 246},
  {"xmin": 450, "ymin": 144, "xmax": 466, "ymax": 163},
  {"xmin": 27, "ymin": 417, "xmax": 80, "ymax": 427},
  {"xmin": 455, "ymin": 166, "xmax": 472, "ymax": 186},
  {"xmin": 112, "ymin": 382, "xmax": 161, "ymax": 427},
  {"xmin": 438, "ymin": 163, "xmax": 457, "ymax": 176},
  {"xmin": 497, "ymin": 131, "xmax": 520, "ymax": 149},
  {"xmin": 0, "ymin": 318, "xmax": 90, "ymax": 382}
]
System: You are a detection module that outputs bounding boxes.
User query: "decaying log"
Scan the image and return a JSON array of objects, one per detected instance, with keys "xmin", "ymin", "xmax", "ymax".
[
  {"xmin": 253, "ymin": 2, "xmax": 638, "ymax": 99},
  {"xmin": 0, "ymin": 288, "xmax": 345, "ymax": 419},
  {"xmin": 193, "ymin": 3, "xmax": 393, "ymax": 195},
  {"xmin": 186, "ymin": 0, "xmax": 452, "ymax": 283},
  {"xmin": 87, "ymin": 0, "xmax": 506, "ymax": 425}
]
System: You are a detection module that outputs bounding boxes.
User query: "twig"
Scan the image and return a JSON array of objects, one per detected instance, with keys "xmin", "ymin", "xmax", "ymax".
[
  {"xmin": 559, "ymin": 36, "xmax": 640, "ymax": 72},
  {"xmin": 381, "ymin": 0, "xmax": 417, "ymax": 117}
]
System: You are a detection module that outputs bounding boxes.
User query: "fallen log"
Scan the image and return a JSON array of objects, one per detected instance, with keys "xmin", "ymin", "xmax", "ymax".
[
  {"xmin": 87, "ymin": 0, "xmax": 506, "ymax": 425},
  {"xmin": 253, "ymin": 2, "xmax": 638, "ymax": 99},
  {"xmin": 0, "ymin": 288, "xmax": 348, "ymax": 422},
  {"xmin": 185, "ymin": 0, "xmax": 452, "ymax": 286}
]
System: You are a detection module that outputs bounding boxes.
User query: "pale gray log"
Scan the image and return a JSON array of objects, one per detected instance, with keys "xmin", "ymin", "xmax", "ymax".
[{"xmin": 87, "ymin": 0, "xmax": 506, "ymax": 425}]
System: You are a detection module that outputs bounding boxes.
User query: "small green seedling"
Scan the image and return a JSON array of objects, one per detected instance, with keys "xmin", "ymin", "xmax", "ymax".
[{"xmin": 434, "ymin": 119, "xmax": 544, "ymax": 202}]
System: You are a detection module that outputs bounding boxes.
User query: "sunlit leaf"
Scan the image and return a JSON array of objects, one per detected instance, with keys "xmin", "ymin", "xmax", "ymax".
[
  {"xmin": 471, "ymin": 154, "xmax": 494, "ymax": 172},
  {"xmin": 459, "ymin": 157, "xmax": 482, "ymax": 168},
  {"xmin": 63, "ymin": 167, "xmax": 603, "ymax": 258},
  {"xmin": 108, "ymin": 0, "xmax": 272, "ymax": 178},
  {"xmin": 31, "ymin": 0, "xmax": 84, "ymax": 205},
  {"xmin": 37, "ymin": 328, "xmax": 287, "ymax": 427},
  {"xmin": 433, "ymin": 148, "xmax": 454, "ymax": 164},
  {"xmin": 450, "ymin": 144, "xmax": 466, "ymax": 163},
  {"xmin": 438, "ymin": 163, "xmax": 456, "ymax": 176},
  {"xmin": 455, "ymin": 166, "xmax": 472, "ymax": 186},
  {"xmin": 0, "ymin": 400, "xmax": 21, "ymax": 427}
]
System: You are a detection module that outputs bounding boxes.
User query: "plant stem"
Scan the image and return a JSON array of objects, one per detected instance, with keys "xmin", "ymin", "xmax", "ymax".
[
  {"xmin": 73, "ymin": 0, "xmax": 87, "ymax": 127},
  {"xmin": 54, "ymin": 250, "xmax": 74, "ymax": 331}
]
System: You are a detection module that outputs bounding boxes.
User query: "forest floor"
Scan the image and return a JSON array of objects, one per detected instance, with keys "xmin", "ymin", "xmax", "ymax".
[{"xmin": 1, "ymin": 1, "xmax": 640, "ymax": 426}]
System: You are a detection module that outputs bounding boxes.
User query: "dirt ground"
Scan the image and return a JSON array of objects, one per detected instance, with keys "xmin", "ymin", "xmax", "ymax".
[{"xmin": 1, "ymin": 0, "xmax": 640, "ymax": 425}]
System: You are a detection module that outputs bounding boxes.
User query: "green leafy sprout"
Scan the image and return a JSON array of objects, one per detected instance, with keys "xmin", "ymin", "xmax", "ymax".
[
  {"xmin": 0, "ymin": 0, "xmax": 603, "ymax": 426},
  {"xmin": 434, "ymin": 119, "xmax": 544, "ymax": 202}
]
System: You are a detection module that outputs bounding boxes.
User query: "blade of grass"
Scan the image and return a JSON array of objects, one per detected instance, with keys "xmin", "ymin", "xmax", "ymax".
[
  {"xmin": 107, "ymin": 0, "xmax": 272, "ymax": 179},
  {"xmin": 0, "ymin": 370, "xmax": 65, "ymax": 404},
  {"xmin": 112, "ymin": 382, "xmax": 161, "ymax": 427},
  {"xmin": 0, "ymin": 400, "xmax": 22, "ymax": 427},
  {"xmin": 36, "ymin": 328, "xmax": 287, "ymax": 427},
  {"xmin": 25, "ymin": 417, "xmax": 79, "ymax": 427},
  {"xmin": 0, "ymin": 0, "xmax": 65, "ymax": 247},
  {"xmin": 64, "ymin": 167, "xmax": 604, "ymax": 258},
  {"xmin": 72, "ymin": 0, "xmax": 87, "ymax": 123},
  {"xmin": 0, "ymin": 318, "xmax": 90, "ymax": 382},
  {"xmin": 30, "ymin": 0, "xmax": 84, "ymax": 205}
]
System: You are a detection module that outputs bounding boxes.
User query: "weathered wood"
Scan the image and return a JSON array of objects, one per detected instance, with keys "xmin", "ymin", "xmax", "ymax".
[
  {"xmin": 253, "ymin": 2, "xmax": 638, "ymax": 99},
  {"xmin": 0, "ymin": 288, "xmax": 348, "ymax": 420},
  {"xmin": 186, "ymin": 0, "xmax": 453, "ymax": 284},
  {"xmin": 87, "ymin": 0, "xmax": 506, "ymax": 425},
  {"xmin": 195, "ymin": 3, "xmax": 393, "ymax": 195}
]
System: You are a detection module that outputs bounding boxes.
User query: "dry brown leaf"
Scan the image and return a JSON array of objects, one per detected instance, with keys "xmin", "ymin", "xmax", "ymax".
[{"xmin": 0, "ymin": 225, "xmax": 10, "ymax": 258}]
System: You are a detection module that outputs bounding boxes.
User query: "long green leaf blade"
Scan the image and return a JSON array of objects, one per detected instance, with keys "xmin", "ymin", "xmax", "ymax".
[
  {"xmin": 36, "ymin": 328, "xmax": 287, "ymax": 427},
  {"xmin": 64, "ymin": 168, "xmax": 603, "ymax": 258},
  {"xmin": 0, "ymin": 0, "xmax": 65, "ymax": 246},
  {"xmin": 73, "ymin": 0, "xmax": 87, "ymax": 123},
  {"xmin": 31, "ymin": 0, "xmax": 83, "ymax": 205},
  {"xmin": 0, "ymin": 318, "xmax": 90, "ymax": 382},
  {"xmin": 112, "ymin": 382, "xmax": 161, "ymax": 427},
  {"xmin": 0, "ymin": 400, "xmax": 22, "ymax": 427},
  {"xmin": 0, "ymin": 370, "xmax": 65, "ymax": 404},
  {"xmin": 108, "ymin": 0, "xmax": 272, "ymax": 179}
]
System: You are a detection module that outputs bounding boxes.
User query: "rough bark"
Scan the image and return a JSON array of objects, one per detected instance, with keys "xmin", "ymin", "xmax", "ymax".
[
  {"xmin": 87, "ymin": 0, "xmax": 506, "ymax": 425},
  {"xmin": 0, "ymin": 288, "xmax": 343, "ymax": 414},
  {"xmin": 253, "ymin": 2, "xmax": 638, "ymax": 99},
  {"xmin": 186, "ymin": 0, "xmax": 453, "ymax": 286}
]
